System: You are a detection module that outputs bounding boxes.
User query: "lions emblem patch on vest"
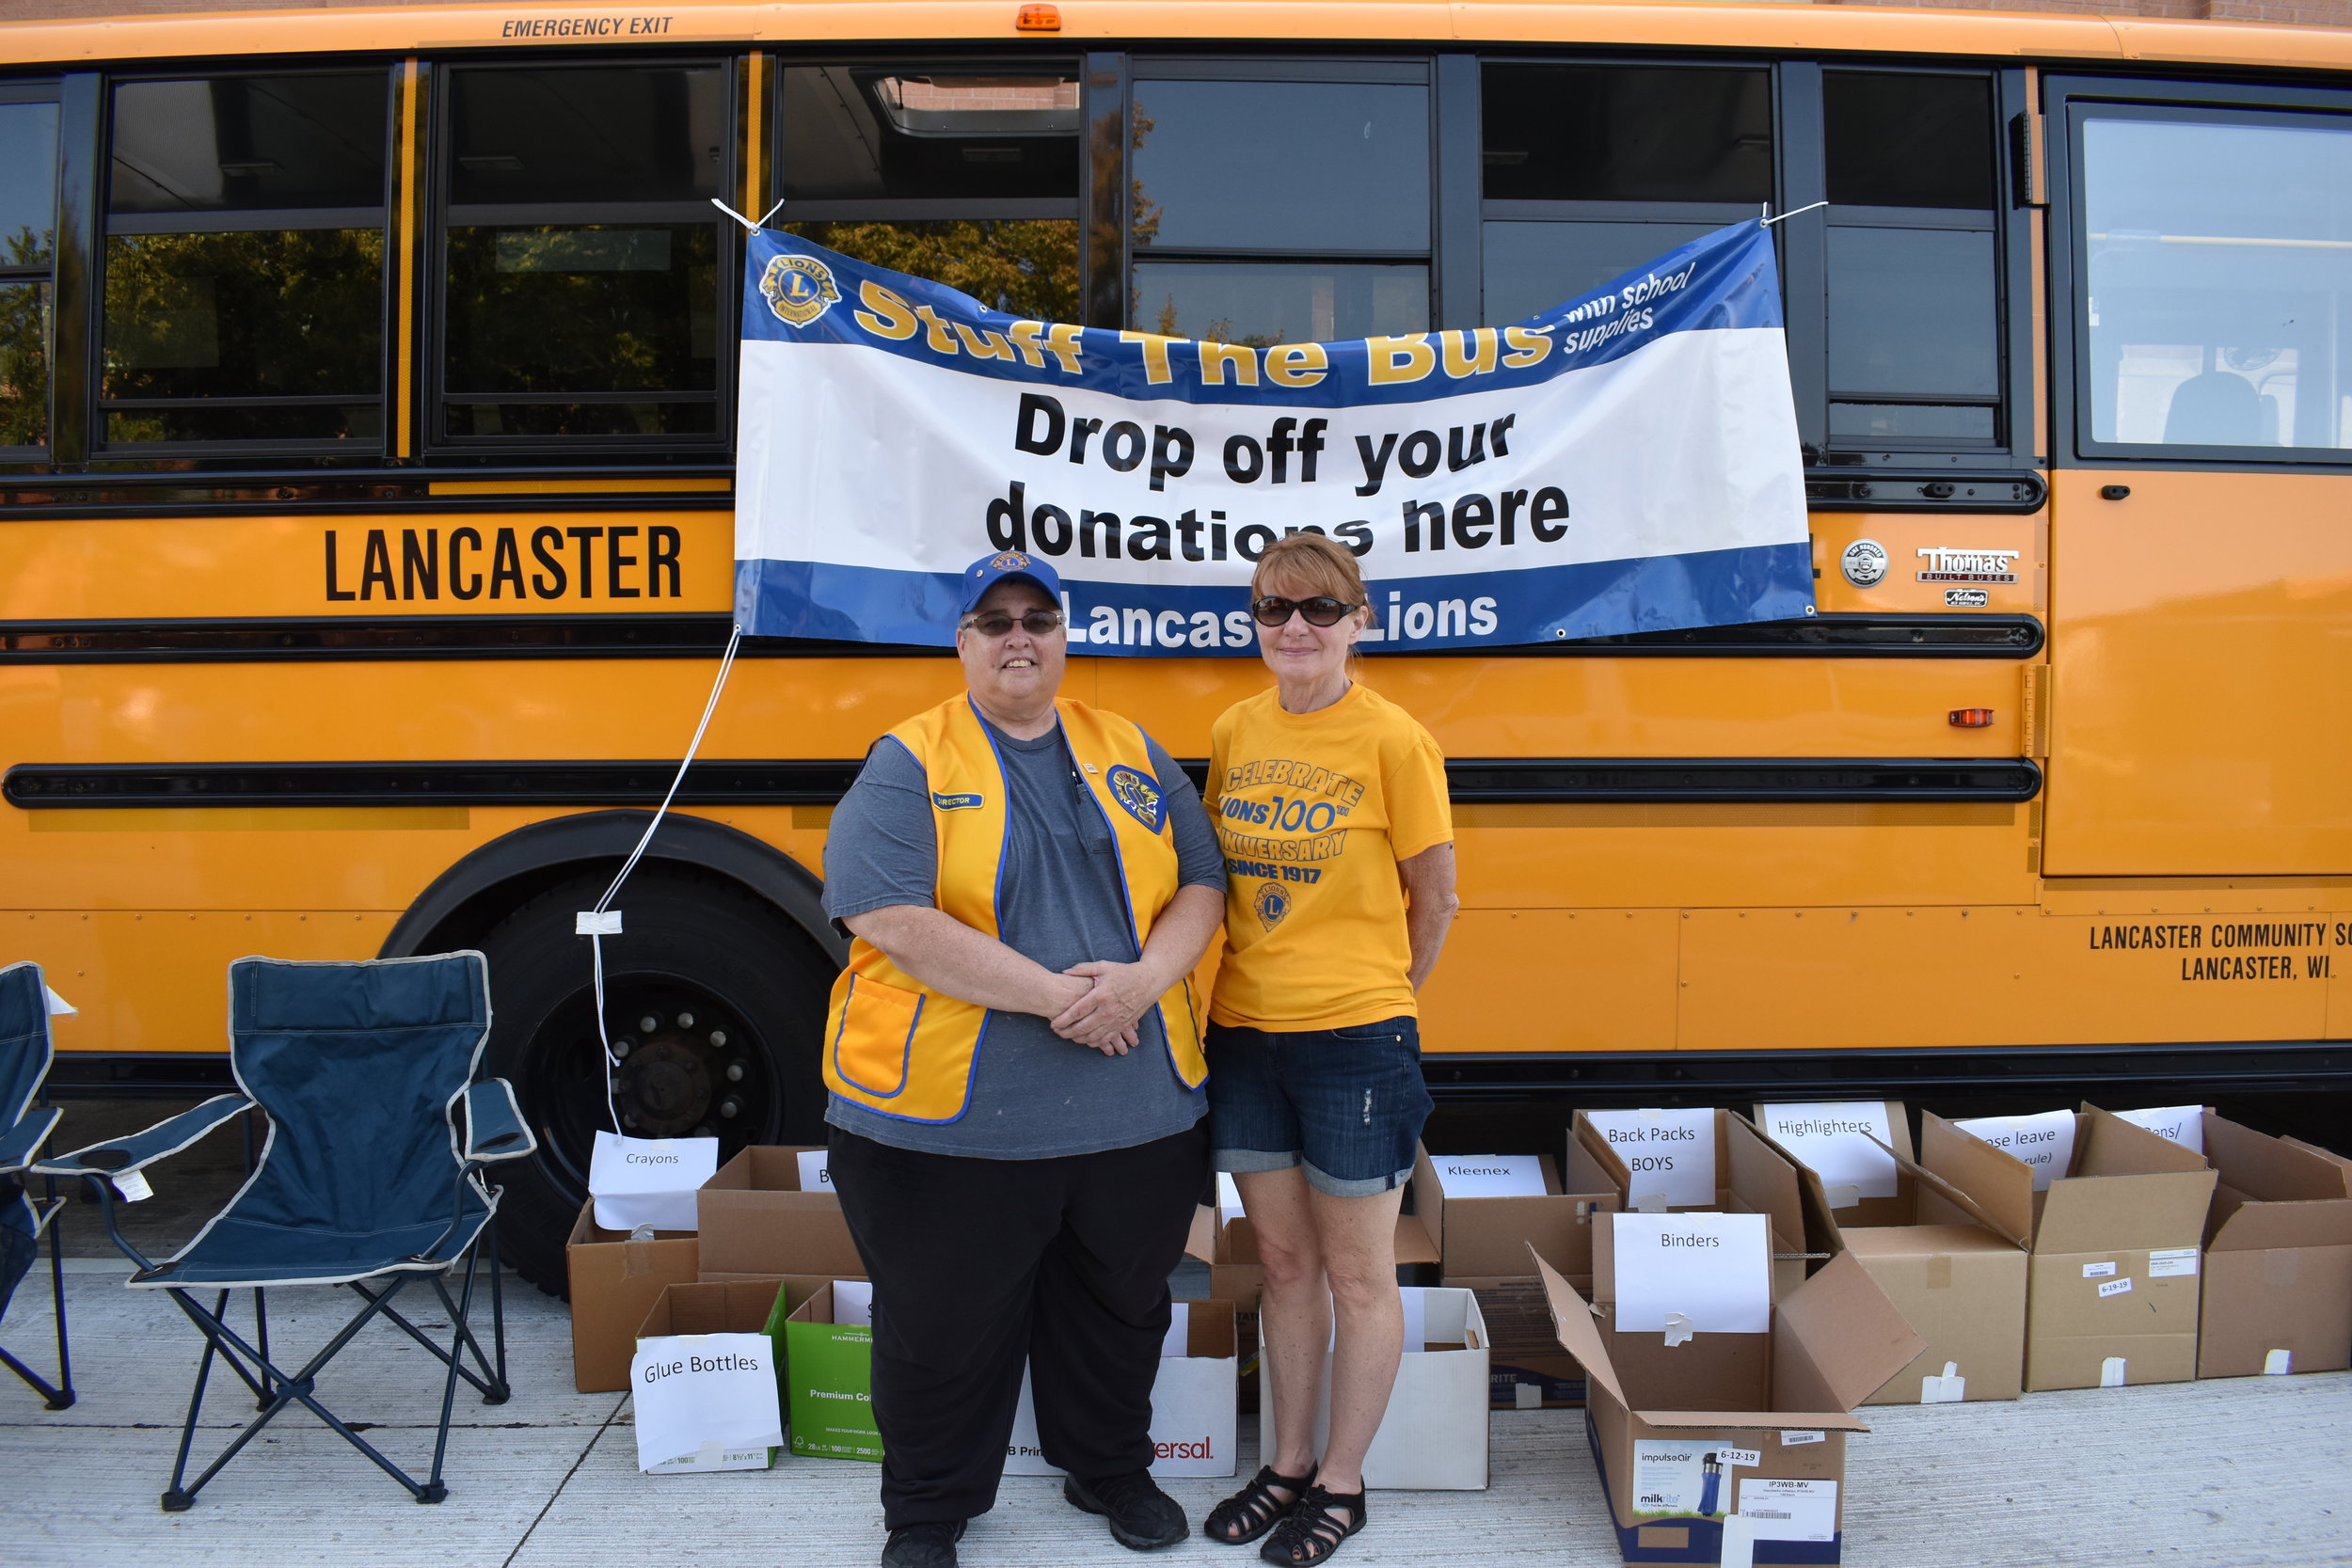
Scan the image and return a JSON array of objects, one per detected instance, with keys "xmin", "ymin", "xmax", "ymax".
[
  {"xmin": 760, "ymin": 255, "xmax": 840, "ymax": 327},
  {"xmin": 1253, "ymin": 879, "xmax": 1291, "ymax": 929},
  {"xmin": 1104, "ymin": 765, "xmax": 1165, "ymax": 832}
]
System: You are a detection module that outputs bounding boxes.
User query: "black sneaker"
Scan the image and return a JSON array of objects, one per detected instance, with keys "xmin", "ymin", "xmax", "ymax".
[
  {"xmin": 882, "ymin": 1520, "xmax": 966, "ymax": 1568},
  {"xmin": 1065, "ymin": 1470, "xmax": 1190, "ymax": 1551}
]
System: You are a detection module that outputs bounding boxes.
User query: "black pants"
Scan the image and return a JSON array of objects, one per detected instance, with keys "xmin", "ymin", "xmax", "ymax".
[{"xmin": 828, "ymin": 1121, "xmax": 1209, "ymax": 1528}]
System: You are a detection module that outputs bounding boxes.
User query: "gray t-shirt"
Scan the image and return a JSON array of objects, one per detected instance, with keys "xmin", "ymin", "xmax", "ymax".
[{"xmin": 821, "ymin": 713, "xmax": 1224, "ymax": 1159}]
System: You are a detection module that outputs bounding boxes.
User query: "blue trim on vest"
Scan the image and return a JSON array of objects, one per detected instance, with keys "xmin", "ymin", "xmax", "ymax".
[{"xmin": 828, "ymin": 973, "xmax": 924, "ymax": 1101}]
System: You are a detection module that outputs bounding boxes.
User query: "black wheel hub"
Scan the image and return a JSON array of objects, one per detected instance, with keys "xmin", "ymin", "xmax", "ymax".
[{"xmin": 520, "ymin": 975, "xmax": 782, "ymax": 1206}]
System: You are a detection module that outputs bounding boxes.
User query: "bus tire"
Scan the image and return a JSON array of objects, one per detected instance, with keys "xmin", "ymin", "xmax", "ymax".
[{"xmin": 471, "ymin": 864, "xmax": 833, "ymax": 1294}]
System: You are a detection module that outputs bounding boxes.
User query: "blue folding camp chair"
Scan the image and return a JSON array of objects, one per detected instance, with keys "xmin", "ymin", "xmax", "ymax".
[
  {"xmin": 39, "ymin": 952, "xmax": 533, "ymax": 1510},
  {"xmin": 1, "ymin": 961, "xmax": 73, "ymax": 1410}
]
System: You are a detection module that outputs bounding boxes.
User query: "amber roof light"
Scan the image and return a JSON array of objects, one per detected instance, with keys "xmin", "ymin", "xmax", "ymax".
[{"xmin": 1016, "ymin": 4, "xmax": 1062, "ymax": 30}]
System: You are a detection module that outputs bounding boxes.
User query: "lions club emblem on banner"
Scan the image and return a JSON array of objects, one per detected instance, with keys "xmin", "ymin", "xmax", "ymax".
[
  {"xmin": 760, "ymin": 255, "xmax": 840, "ymax": 327},
  {"xmin": 1104, "ymin": 765, "xmax": 1166, "ymax": 832},
  {"xmin": 1252, "ymin": 880, "xmax": 1290, "ymax": 929}
]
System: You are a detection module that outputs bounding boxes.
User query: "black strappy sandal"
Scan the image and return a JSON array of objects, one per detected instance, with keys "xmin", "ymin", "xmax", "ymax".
[
  {"xmin": 1258, "ymin": 1483, "xmax": 1368, "ymax": 1566},
  {"xmin": 1204, "ymin": 1463, "xmax": 1317, "ymax": 1545}
]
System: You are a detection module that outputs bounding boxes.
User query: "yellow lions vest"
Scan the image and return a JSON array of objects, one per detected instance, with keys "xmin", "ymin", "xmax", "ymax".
[{"xmin": 822, "ymin": 695, "xmax": 1208, "ymax": 1123}]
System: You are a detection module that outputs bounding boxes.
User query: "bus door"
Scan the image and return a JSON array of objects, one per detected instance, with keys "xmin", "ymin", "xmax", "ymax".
[{"xmin": 2045, "ymin": 78, "xmax": 2352, "ymax": 880}]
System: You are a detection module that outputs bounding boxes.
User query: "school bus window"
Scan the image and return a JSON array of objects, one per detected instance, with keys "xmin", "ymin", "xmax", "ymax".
[
  {"xmin": 0, "ymin": 91, "xmax": 58, "ymax": 455},
  {"xmin": 1132, "ymin": 261, "xmax": 1426, "ymax": 342},
  {"xmin": 1822, "ymin": 71, "xmax": 2001, "ymax": 450},
  {"xmin": 2080, "ymin": 109, "xmax": 2352, "ymax": 452},
  {"xmin": 1130, "ymin": 78, "xmax": 1428, "ymax": 255},
  {"xmin": 440, "ymin": 64, "xmax": 728, "ymax": 442},
  {"xmin": 1479, "ymin": 64, "xmax": 1767, "ymax": 326},
  {"xmin": 783, "ymin": 221, "xmax": 1079, "ymax": 323},
  {"xmin": 101, "ymin": 73, "xmax": 388, "ymax": 450},
  {"xmin": 777, "ymin": 67, "xmax": 1080, "ymax": 201}
]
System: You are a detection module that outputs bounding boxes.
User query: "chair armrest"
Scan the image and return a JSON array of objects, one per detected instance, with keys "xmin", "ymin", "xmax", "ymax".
[
  {"xmin": 35, "ymin": 1093, "xmax": 252, "ymax": 1179},
  {"xmin": 0, "ymin": 1105, "xmax": 61, "ymax": 1176},
  {"xmin": 464, "ymin": 1079, "xmax": 536, "ymax": 1164}
]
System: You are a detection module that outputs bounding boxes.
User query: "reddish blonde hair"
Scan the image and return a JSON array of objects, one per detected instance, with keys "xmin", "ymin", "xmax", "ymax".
[{"xmin": 1249, "ymin": 531, "xmax": 1369, "ymax": 609}]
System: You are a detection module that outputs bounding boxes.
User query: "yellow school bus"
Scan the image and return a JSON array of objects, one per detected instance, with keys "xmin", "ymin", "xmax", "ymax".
[{"xmin": 4, "ymin": 0, "xmax": 2348, "ymax": 1281}]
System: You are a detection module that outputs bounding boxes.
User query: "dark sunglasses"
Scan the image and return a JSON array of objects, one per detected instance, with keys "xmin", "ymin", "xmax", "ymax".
[
  {"xmin": 961, "ymin": 608, "xmax": 1065, "ymax": 638},
  {"xmin": 1250, "ymin": 594, "xmax": 1361, "ymax": 628}
]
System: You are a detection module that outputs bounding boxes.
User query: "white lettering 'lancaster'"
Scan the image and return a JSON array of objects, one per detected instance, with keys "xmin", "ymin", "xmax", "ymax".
[{"xmin": 1915, "ymin": 546, "xmax": 2021, "ymax": 584}]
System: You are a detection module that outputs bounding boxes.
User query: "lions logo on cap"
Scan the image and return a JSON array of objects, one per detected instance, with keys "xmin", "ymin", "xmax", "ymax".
[
  {"xmin": 1104, "ymin": 765, "xmax": 1165, "ymax": 832},
  {"xmin": 760, "ymin": 255, "xmax": 840, "ymax": 327},
  {"xmin": 1253, "ymin": 880, "xmax": 1291, "ymax": 929},
  {"xmin": 988, "ymin": 551, "xmax": 1033, "ymax": 572}
]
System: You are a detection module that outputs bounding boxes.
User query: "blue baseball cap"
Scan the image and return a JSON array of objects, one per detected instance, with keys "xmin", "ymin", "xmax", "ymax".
[{"xmin": 957, "ymin": 550, "xmax": 1063, "ymax": 618}]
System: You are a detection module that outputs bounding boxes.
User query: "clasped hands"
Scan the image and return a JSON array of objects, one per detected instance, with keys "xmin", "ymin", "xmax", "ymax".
[{"xmin": 1046, "ymin": 959, "xmax": 1158, "ymax": 1055}]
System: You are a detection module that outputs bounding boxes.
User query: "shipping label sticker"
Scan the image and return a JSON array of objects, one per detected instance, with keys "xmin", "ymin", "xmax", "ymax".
[
  {"xmin": 2147, "ymin": 1247, "xmax": 2200, "ymax": 1278},
  {"xmin": 1583, "ymin": 1107, "xmax": 1717, "ymax": 1208},
  {"xmin": 113, "ymin": 1169, "xmax": 154, "ymax": 1203},
  {"xmin": 2097, "ymin": 1277, "xmax": 2133, "ymax": 1298},
  {"xmin": 2082, "ymin": 1261, "xmax": 2117, "ymax": 1278},
  {"xmin": 1737, "ymin": 1478, "xmax": 1838, "ymax": 1542},
  {"xmin": 1779, "ymin": 1430, "xmax": 1826, "ymax": 1447}
]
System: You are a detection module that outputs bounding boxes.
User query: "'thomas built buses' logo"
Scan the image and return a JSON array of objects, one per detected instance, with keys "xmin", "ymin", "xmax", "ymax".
[{"xmin": 761, "ymin": 255, "xmax": 840, "ymax": 326}]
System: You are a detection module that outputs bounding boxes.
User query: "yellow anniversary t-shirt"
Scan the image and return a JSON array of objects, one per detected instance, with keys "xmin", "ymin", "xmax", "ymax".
[{"xmin": 1205, "ymin": 682, "xmax": 1453, "ymax": 1031}]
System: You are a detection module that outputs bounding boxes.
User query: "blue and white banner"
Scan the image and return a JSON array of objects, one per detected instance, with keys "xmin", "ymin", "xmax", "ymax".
[{"xmin": 734, "ymin": 221, "xmax": 1810, "ymax": 654}]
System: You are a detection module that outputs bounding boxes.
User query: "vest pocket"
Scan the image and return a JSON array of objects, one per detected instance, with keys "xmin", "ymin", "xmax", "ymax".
[{"xmin": 831, "ymin": 974, "xmax": 924, "ymax": 1098}]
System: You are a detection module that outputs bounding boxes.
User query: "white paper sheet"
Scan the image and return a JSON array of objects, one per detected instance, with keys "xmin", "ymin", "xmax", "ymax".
[
  {"xmin": 1611, "ymin": 1212, "xmax": 1771, "ymax": 1336},
  {"xmin": 796, "ymin": 1148, "xmax": 832, "ymax": 1191},
  {"xmin": 832, "ymin": 1279, "xmax": 874, "ymax": 1327},
  {"xmin": 1433, "ymin": 1154, "xmax": 1549, "ymax": 1198},
  {"xmin": 589, "ymin": 1131, "xmax": 718, "ymax": 1231},
  {"xmin": 1737, "ymin": 1478, "xmax": 1837, "ymax": 1541},
  {"xmin": 630, "ymin": 1331, "xmax": 784, "ymax": 1472},
  {"xmin": 1216, "ymin": 1172, "xmax": 1245, "ymax": 1223},
  {"xmin": 1952, "ymin": 1109, "xmax": 2076, "ymax": 1192},
  {"xmin": 2113, "ymin": 1105, "xmax": 2205, "ymax": 1154},
  {"xmin": 1582, "ymin": 1108, "xmax": 1716, "ymax": 1208},
  {"xmin": 1756, "ymin": 1101, "xmax": 1899, "ymax": 1202}
]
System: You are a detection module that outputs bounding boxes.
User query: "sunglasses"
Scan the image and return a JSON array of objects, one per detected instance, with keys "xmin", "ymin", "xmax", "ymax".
[
  {"xmin": 961, "ymin": 609, "xmax": 1065, "ymax": 638},
  {"xmin": 1250, "ymin": 594, "xmax": 1362, "ymax": 628}
]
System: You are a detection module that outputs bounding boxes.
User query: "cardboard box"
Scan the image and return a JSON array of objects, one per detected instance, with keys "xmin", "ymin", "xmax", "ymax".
[
  {"xmin": 1535, "ymin": 1227, "xmax": 1923, "ymax": 1566},
  {"xmin": 567, "ymin": 1201, "xmax": 701, "ymax": 1393},
  {"xmin": 1257, "ymin": 1285, "xmax": 1489, "ymax": 1490},
  {"xmin": 1750, "ymin": 1101, "xmax": 1916, "ymax": 1229},
  {"xmin": 1417, "ymin": 1145, "xmax": 1619, "ymax": 1283},
  {"xmin": 1007, "ymin": 1300, "xmax": 1239, "ymax": 1478},
  {"xmin": 1841, "ymin": 1114, "xmax": 2032, "ymax": 1405},
  {"xmin": 783, "ymin": 1280, "xmax": 882, "ymax": 1462},
  {"xmin": 697, "ymin": 1146, "xmax": 863, "ymax": 1281},
  {"xmin": 1568, "ymin": 1110, "xmax": 1841, "ymax": 1300},
  {"xmin": 2197, "ymin": 1112, "xmax": 2352, "ymax": 1379},
  {"xmin": 634, "ymin": 1278, "xmax": 789, "ymax": 1473},
  {"xmin": 2023, "ymin": 1106, "xmax": 2218, "ymax": 1392},
  {"xmin": 1461, "ymin": 1277, "xmax": 1590, "ymax": 1408}
]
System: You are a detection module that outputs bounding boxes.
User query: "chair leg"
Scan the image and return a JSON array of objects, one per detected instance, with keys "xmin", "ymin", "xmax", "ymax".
[
  {"xmin": 44, "ymin": 1177, "xmax": 73, "ymax": 1409},
  {"xmin": 253, "ymin": 1287, "xmax": 273, "ymax": 1411},
  {"xmin": 486, "ymin": 1209, "xmax": 508, "ymax": 1399},
  {"xmin": 161, "ymin": 1291, "xmax": 232, "ymax": 1512},
  {"xmin": 161, "ymin": 1276, "xmax": 443, "ymax": 1509}
]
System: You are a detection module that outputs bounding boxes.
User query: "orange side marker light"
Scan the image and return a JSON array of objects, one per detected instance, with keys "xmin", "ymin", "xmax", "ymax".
[
  {"xmin": 1017, "ymin": 3, "xmax": 1061, "ymax": 29},
  {"xmin": 1948, "ymin": 708, "xmax": 1995, "ymax": 728}
]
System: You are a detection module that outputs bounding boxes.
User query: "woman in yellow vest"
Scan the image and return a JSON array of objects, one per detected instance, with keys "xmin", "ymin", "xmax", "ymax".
[
  {"xmin": 1199, "ymin": 532, "xmax": 1458, "ymax": 1565},
  {"xmin": 820, "ymin": 552, "xmax": 1227, "ymax": 1568}
]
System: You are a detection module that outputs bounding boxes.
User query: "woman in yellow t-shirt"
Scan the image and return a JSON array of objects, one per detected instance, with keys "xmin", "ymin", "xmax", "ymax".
[{"xmin": 1198, "ymin": 532, "xmax": 1457, "ymax": 1566}]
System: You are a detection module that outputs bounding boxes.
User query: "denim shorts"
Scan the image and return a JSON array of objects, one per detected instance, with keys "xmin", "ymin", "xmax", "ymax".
[{"xmin": 1205, "ymin": 1017, "xmax": 1433, "ymax": 1197}]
